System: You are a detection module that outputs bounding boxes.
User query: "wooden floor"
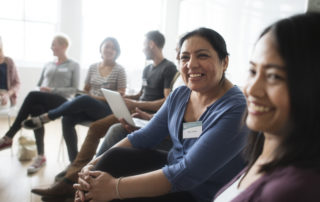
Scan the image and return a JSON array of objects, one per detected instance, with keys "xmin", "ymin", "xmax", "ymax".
[{"xmin": 0, "ymin": 117, "xmax": 89, "ymax": 202}]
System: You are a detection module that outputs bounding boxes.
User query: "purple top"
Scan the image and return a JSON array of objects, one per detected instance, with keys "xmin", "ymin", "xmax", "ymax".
[{"xmin": 214, "ymin": 166, "xmax": 320, "ymax": 202}]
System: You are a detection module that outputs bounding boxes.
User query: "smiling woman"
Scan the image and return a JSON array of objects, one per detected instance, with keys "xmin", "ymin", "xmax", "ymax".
[
  {"xmin": 22, "ymin": 37, "xmax": 126, "ymax": 168},
  {"xmin": 71, "ymin": 27, "xmax": 248, "ymax": 202},
  {"xmin": 179, "ymin": 33, "xmax": 229, "ymax": 96},
  {"xmin": 245, "ymin": 32, "xmax": 289, "ymax": 135},
  {"xmin": 214, "ymin": 12, "xmax": 320, "ymax": 202}
]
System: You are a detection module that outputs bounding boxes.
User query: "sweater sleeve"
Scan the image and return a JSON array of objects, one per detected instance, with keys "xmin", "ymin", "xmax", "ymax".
[
  {"xmin": 163, "ymin": 102, "xmax": 247, "ymax": 192},
  {"xmin": 37, "ymin": 65, "xmax": 47, "ymax": 87},
  {"xmin": 6, "ymin": 57, "xmax": 20, "ymax": 105},
  {"xmin": 127, "ymin": 94, "xmax": 171, "ymax": 148}
]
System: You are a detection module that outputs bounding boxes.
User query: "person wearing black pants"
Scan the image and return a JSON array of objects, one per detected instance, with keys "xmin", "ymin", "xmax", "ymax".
[
  {"xmin": 4, "ymin": 91, "xmax": 67, "ymax": 153},
  {"xmin": 0, "ymin": 34, "xmax": 80, "ymax": 175},
  {"xmin": 70, "ymin": 28, "xmax": 248, "ymax": 202},
  {"xmin": 42, "ymin": 94, "xmax": 112, "ymax": 162},
  {"xmin": 24, "ymin": 37, "xmax": 127, "ymax": 165},
  {"xmin": 94, "ymin": 147, "xmax": 195, "ymax": 202}
]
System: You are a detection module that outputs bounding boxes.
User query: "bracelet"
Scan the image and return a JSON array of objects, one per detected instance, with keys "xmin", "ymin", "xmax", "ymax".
[{"xmin": 116, "ymin": 177, "xmax": 123, "ymax": 199}]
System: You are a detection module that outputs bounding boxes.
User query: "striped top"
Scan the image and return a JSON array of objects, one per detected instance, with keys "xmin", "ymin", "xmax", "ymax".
[{"xmin": 85, "ymin": 63, "xmax": 126, "ymax": 97}]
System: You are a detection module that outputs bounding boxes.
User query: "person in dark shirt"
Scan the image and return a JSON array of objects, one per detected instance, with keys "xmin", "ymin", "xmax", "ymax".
[
  {"xmin": 71, "ymin": 28, "xmax": 248, "ymax": 202},
  {"xmin": 31, "ymin": 30, "xmax": 177, "ymax": 200}
]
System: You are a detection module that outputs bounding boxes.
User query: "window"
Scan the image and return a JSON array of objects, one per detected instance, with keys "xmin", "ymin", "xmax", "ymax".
[
  {"xmin": 0, "ymin": 0, "xmax": 59, "ymax": 67},
  {"xmin": 82, "ymin": 0, "xmax": 165, "ymax": 92},
  {"xmin": 178, "ymin": 0, "xmax": 307, "ymax": 86}
]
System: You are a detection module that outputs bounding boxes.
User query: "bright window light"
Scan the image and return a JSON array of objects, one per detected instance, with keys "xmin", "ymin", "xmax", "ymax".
[
  {"xmin": 82, "ymin": 0, "xmax": 164, "ymax": 92},
  {"xmin": 178, "ymin": 0, "xmax": 307, "ymax": 86},
  {"xmin": 0, "ymin": 0, "xmax": 58, "ymax": 67}
]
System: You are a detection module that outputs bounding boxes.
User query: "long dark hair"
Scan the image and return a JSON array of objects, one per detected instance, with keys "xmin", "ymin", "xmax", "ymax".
[{"xmin": 244, "ymin": 13, "xmax": 320, "ymax": 173}]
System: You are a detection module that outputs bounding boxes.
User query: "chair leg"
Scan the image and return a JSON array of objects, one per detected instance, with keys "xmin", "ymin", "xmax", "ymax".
[
  {"xmin": 57, "ymin": 136, "xmax": 65, "ymax": 162},
  {"xmin": 7, "ymin": 110, "xmax": 13, "ymax": 156}
]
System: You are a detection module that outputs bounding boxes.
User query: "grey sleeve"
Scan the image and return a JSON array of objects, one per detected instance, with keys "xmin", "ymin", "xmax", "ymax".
[{"xmin": 37, "ymin": 66, "xmax": 46, "ymax": 87}]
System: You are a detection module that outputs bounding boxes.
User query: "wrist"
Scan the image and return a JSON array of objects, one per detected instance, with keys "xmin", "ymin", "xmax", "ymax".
[{"xmin": 115, "ymin": 177, "xmax": 123, "ymax": 199}]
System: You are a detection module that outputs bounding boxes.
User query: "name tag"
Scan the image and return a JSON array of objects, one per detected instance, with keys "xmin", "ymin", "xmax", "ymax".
[
  {"xmin": 183, "ymin": 121, "xmax": 202, "ymax": 139},
  {"xmin": 142, "ymin": 79, "xmax": 148, "ymax": 86},
  {"xmin": 58, "ymin": 68, "xmax": 68, "ymax": 72}
]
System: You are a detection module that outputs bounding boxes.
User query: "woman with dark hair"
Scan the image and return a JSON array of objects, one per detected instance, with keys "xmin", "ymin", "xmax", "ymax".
[
  {"xmin": 72, "ymin": 27, "xmax": 248, "ymax": 202},
  {"xmin": 23, "ymin": 37, "xmax": 127, "ymax": 165},
  {"xmin": 214, "ymin": 13, "xmax": 320, "ymax": 202},
  {"xmin": 0, "ymin": 35, "xmax": 78, "ymax": 174}
]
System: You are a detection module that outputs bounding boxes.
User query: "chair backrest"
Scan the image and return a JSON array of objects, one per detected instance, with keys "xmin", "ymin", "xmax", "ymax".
[{"xmin": 171, "ymin": 72, "xmax": 185, "ymax": 91}]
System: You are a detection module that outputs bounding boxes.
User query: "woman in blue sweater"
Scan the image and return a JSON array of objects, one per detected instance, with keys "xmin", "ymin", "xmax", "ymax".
[{"xmin": 73, "ymin": 28, "xmax": 249, "ymax": 202}]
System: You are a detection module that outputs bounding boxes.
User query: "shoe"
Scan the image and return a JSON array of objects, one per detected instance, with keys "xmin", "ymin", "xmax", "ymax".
[
  {"xmin": 27, "ymin": 155, "xmax": 46, "ymax": 174},
  {"xmin": 0, "ymin": 136, "xmax": 12, "ymax": 151},
  {"xmin": 22, "ymin": 116, "xmax": 43, "ymax": 130},
  {"xmin": 54, "ymin": 164, "xmax": 70, "ymax": 182},
  {"xmin": 31, "ymin": 180, "xmax": 75, "ymax": 197}
]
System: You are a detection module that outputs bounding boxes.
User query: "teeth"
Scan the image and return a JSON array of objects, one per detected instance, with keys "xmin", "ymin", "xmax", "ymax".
[
  {"xmin": 249, "ymin": 103, "xmax": 271, "ymax": 112},
  {"xmin": 189, "ymin": 73, "xmax": 202, "ymax": 78}
]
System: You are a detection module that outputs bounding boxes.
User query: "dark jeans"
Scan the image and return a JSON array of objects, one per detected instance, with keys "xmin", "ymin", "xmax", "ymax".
[
  {"xmin": 48, "ymin": 95, "xmax": 112, "ymax": 162},
  {"xmin": 95, "ymin": 147, "xmax": 196, "ymax": 202},
  {"xmin": 96, "ymin": 123, "xmax": 173, "ymax": 156},
  {"xmin": 5, "ymin": 91, "xmax": 67, "ymax": 155}
]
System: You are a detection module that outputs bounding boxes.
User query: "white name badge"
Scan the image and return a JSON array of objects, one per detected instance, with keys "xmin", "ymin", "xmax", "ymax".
[
  {"xmin": 142, "ymin": 79, "xmax": 148, "ymax": 86},
  {"xmin": 183, "ymin": 121, "xmax": 202, "ymax": 139},
  {"xmin": 58, "ymin": 68, "xmax": 68, "ymax": 72}
]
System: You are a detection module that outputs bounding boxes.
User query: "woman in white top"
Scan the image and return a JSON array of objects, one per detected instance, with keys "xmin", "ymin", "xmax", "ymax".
[{"xmin": 23, "ymin": 37, "xmax": 127, "ymax": 165}]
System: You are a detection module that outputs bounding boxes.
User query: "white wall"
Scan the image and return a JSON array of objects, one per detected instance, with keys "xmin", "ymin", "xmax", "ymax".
[
  {"xmin": 11, "ymin": 0, "xmax": 182, "ymax": 115},
  {"xmin": 10, "ymin": 0, "xmax": 84, "ymax": 115}
]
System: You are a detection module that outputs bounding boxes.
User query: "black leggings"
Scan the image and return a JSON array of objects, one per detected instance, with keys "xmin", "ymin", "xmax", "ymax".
[
  {"xmin": 5, "ymin": 91, "xmax": 67, "ymax": 155},
  {"xmin": 94, "ymin": 147, "xmax": 196, "ymax": 202}
]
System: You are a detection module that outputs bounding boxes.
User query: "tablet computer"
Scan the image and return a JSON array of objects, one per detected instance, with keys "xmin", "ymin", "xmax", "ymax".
[{"xmin": 101, "ymin": 88, "xmax": 149, "ymax": 128}]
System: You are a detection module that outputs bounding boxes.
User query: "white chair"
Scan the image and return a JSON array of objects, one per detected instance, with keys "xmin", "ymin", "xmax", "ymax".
[
  {"xmin": 0, "ymin": 105, "xmax": 16, "ymax": 155},
  {"xmin": 0, "ymin": 105, "xmax": 16, "ymax": 127}
]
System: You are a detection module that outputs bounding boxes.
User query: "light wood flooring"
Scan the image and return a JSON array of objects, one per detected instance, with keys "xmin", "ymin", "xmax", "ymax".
[{"xmin": 0, "ymin": 117, "xmax": 89, "ymax": 202}]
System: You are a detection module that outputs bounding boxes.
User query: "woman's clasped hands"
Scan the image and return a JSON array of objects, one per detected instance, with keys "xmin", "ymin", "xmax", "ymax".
[{"xmin": 74, "ymin": 164, "xmax": 118, "ymax": 202}]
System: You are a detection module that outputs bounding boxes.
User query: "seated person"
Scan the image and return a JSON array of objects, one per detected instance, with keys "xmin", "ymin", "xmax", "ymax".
[
  {"xmin": 95, "ymin": 69, "xmax": 183, "ymax": 156},
  {"xmin": 94, "ymin": 73, "xmax": 184, "ymax": 156},
  {"xmin": 0, "ymin": 36, "xmax": 20, "ymax": 109},
  {"xmin": 0, "ymin": 36, "xmax": 20, "ymax": 110},
  {"xmin": 31, "ymin": 30, "xmax": 177, "ymax": 199},
  {"xmin": 72, "ymin": 28, "xmax": 249, "ymax": 202},
  {"xmin": 96, "ymin": 108, "xmax": 173, "ymax": 157},
  {"xmin": 214, "ymin": 13, "xmax": 320, "ymax": 202},
  {"xmin": 0, "ymin": 35, "xmax": 79, "ymax": 174},
  {"xmin": 23, "ymin": 37, "xmax": 127, "ymax": 164}
]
